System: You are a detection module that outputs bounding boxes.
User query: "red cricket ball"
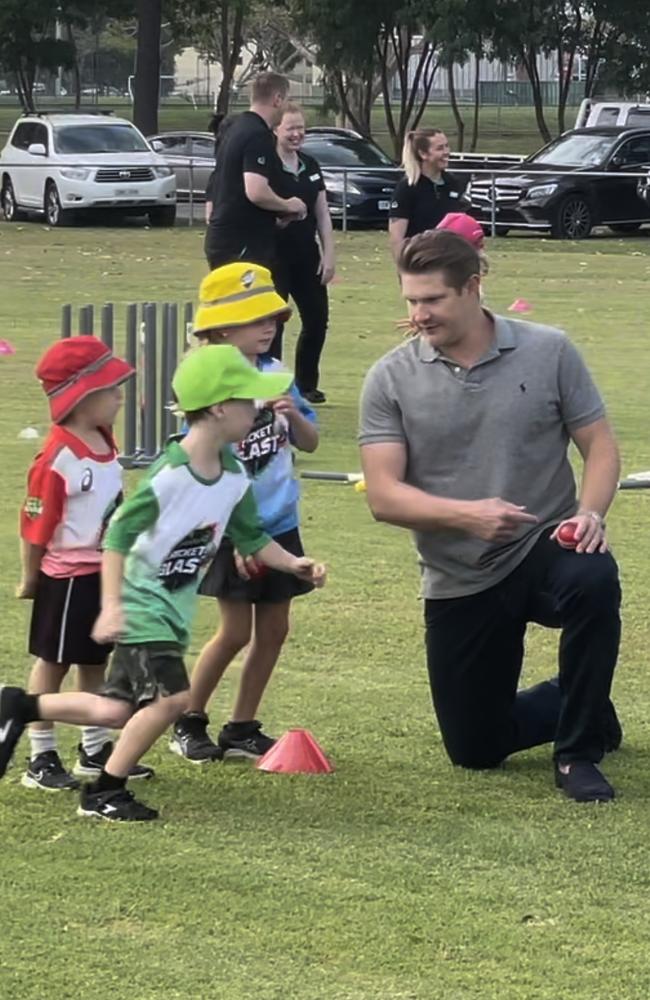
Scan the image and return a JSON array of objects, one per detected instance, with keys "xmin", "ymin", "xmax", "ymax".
[
  {"xmin": 248, "ymin": 560, "xmax": 268, "ymax": 579},
  {"xmin": 557, "ymin": 521, "xmax": 579, "ymax": 547}
]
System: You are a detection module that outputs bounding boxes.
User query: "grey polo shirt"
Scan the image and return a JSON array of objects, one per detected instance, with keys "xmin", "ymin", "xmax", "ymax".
[{"xmin": 358, "ymin": 313, "xmax": 606, "ymax": 599}]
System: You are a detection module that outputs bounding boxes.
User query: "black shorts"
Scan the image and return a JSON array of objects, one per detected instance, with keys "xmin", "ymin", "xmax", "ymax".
[
  {"xmin": 28, "ymin": 571, "xmax": 112, "ymax": 666},
  {"xmin": 198, "ymin": 527, "xmax": 314, "ymax": 604},
  {"xmin": 100, "ymin": 643, "xmax": 189, "ymax": 708}
]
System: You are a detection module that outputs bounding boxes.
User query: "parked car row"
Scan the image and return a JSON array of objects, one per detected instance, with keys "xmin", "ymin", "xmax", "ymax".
[{"xmin": 2, "ymin": 110, "xmax": 650, "ymax": 238}]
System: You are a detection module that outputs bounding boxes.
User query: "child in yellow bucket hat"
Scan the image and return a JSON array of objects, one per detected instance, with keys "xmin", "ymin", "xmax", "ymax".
[{"xmin": 170, "ymin": 261, "xmax": 322, "ymax": 763}]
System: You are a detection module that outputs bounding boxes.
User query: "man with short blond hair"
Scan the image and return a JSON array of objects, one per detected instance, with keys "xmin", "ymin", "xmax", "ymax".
[{"xmin": 205, "ymin": 72, "xmax": 306, "ymax": 271}]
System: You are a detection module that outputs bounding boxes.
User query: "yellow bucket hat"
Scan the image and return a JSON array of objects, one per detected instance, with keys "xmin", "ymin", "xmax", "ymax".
[{"xmin": 193, "ymin": 262, "xmax": 292, "ymax": 335}]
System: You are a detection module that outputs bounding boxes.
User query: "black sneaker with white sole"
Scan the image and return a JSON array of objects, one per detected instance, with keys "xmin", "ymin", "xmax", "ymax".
[
  {"xmin": 0, "ymin": 686, "xmax": 28, "ymax": 778},
  {"xmin": 22, "ymin": 751, "xmax": 80, "ymax": 791},
  {"xmin": 170, "ymin": 712, "xmax": 223, "ymax": 763},
  {"xmin": 74, "ymin": 742, "xmax": 155, "ymax": 780},
  {"xmin": 218, "ymin": 720, "xmax": 276, "ymax": 759},
  {"xmin": 555, "ymin": 761, "xmax": 615, "ymax": 803},
  {"xmin": 77, "ymin": 785, "xmax": 159, "ymax": 822}
]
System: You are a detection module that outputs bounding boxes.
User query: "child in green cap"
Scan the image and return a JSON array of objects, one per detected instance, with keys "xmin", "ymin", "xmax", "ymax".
[{"xmin": 0, "ymin": 345, "xmax": 326, "ymax": 822}]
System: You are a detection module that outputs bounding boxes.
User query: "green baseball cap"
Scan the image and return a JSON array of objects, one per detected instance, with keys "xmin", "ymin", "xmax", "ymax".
[{"xmin": 172, "ymin": 345, "xmax": 292, "ymax": 411}]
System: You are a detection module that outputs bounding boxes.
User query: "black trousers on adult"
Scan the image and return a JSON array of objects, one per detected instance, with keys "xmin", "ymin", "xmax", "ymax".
[
  {"xmin": 204, "ymin": 227, "xmax": 276, "ymax": 273},
  {"xmin": 424, "ymin": 531, "xmax": 621, "ymax": 769},
  {"xmin": 272, "ymin": 241, "xmax": 329, "ymax": 389}
]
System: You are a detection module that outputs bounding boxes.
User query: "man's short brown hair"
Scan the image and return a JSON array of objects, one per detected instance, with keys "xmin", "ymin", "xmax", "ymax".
[
  {"xmin": 252, "ymin": 72, "xmax": 290, "ymax": 103},
  {"xmin": 397, "ymin": 229, "xmax": 481, "ymax": 292}
]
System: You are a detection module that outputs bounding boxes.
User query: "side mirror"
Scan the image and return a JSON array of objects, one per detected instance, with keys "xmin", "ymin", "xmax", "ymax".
[
  {"xmin": 27, "ymin": 142, "xmax": 47, "ymax": 157},
  {"xmin": 150, "ymin": 139, "xmax": 163, "ymax": 152}
]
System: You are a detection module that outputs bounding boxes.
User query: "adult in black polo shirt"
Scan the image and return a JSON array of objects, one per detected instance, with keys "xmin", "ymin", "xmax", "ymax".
[
  {"xmin": 204, "ymin": 72, "xmax": 307, "ymax": 271},
  {"xmin": 388, "ymin": 128, "xmax": 466, "ymax": 261},
  {"xmin": 271, "ymin": 104, "xmax": 335, "ymax": 400}
]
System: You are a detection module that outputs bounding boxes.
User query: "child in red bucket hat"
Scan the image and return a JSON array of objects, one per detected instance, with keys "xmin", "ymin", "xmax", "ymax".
[{"xmin": 16, "ymin": 336, "xmax": 153, "ymax": 791}]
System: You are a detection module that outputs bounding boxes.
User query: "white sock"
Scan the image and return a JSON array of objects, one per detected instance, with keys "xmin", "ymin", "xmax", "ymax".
[
  {"xmin": 29, "ymin": 727, "xmax": 57, "ymax": 761},
  {"xmin": 81, "ymin": 726, "xmax": 112, "ymax": 757}
]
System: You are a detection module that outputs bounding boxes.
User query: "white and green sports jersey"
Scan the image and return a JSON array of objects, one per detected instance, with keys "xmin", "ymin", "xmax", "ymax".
[{"xmin": 104, "ymin": 440, "xmax": 270, "ymax": 649}]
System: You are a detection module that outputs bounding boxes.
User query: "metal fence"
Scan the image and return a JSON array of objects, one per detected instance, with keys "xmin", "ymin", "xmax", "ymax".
[{"xmin": 61, "ymin": 300, "xmax": 194, "ymax": 467}]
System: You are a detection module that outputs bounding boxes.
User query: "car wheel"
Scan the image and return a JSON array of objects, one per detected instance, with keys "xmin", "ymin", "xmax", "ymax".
[
  {"xmin": 551, "ymin": 195, "xmax": 592, "ymax": 240},
  {"xmin": 1, "ymin": 178, "xmax": 26, "ymax": 222},
  {"xmin": 148, "ymin": 206, "xmax": 176, "ymax": 227},
  {"xmin": 608, "ymin": 222, "xmax": 641, "ymax": 234},
  {"xmin": 44, "ymin": 181, "xmax": 71, "ymax": 227}
]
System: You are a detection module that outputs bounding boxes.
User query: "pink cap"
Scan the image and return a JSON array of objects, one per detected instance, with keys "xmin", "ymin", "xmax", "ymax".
[{"xmin": 436, "ymin": 212, "xmax": 485, "ymax": 249}]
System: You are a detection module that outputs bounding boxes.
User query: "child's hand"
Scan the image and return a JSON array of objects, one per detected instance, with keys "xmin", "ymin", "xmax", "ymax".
[
  {"xmin": 92, "ymin": 603, "xmax": 125, "ymax": 644},
  {"xmin": 16, "ymin": 578, "xmax": 37, "ymax": 600},
  {"xmin": 272, "ymin": 395, "xmax": 299, "ymax": 420},
  {"xmin": 291, "ymin": 558, "xmax": 326, "ymax": 587},
  {"xmin": 234, "ymin": 549, "xmax": 267, "ymax": 580}
]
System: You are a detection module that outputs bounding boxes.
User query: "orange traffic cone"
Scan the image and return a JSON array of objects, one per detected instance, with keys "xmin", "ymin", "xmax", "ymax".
[{"xmin": 256, "ymin": 729, "xmax": 334, "ymax": 774}]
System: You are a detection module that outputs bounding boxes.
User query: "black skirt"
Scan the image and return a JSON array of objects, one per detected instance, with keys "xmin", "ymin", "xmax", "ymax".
[{"xmin": 199, "ymin": 528, "xmax": 314, "ymax": 604}]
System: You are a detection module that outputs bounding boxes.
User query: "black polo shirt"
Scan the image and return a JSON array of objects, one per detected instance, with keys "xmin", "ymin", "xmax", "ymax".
[
  {"xmin": 275, "ymin": 151, "xmax": 325, "ymax": 256},
  {"xmin": 389, "ymin": 171, "xmax": 466, "ymax": 237},
  {"xmin": 207, "ymin": 111, "xmax": 284, "ymax": 263}
]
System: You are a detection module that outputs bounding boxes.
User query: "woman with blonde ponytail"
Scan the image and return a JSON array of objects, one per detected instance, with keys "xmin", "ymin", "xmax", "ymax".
[{"xmin": 388, "ymin": 128, "xmax": 465, "ymax": 261}]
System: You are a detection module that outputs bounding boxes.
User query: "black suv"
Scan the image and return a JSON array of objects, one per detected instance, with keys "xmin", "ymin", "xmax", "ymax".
[{"xmin": 467, "ymin": 127, "xmax": 650, "ymax": 239}]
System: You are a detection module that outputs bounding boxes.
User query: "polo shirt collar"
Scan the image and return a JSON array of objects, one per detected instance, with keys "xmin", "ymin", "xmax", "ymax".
[{"xmin": 418, "ymin": 310, "xmax": 517, "ymax": 363}]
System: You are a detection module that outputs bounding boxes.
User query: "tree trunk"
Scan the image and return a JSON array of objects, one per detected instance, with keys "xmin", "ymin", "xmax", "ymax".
[
  {"xmin": 65, "ymin": 22, "xmax": 82, "ymax": 110},
  {"xmin": 447, "ymin": 64, "xmax": 465, "ymax": 152},
  {"xmin": 133, "ymin": 0, "xmax": 161, "ymax": 135},
  {"xmin": 521, "ymin": 47, "xmax": 551, "ymax": 143},
  {"xmin": 470, "ymin": 50, "xmax": 480, "ymax": 151}
]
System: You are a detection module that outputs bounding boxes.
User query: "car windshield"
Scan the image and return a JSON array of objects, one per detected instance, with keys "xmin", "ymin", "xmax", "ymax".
[
  {"xmin": 530, "ymin": 133, "xmax": 617, "ymax": 167},
  {"xmin": 303, "ymin": 137, "xmax": 395, "ymax": 168},
  {"xmin": 54, "ymin": 123, "xmax": 149, "ymax": 154}
]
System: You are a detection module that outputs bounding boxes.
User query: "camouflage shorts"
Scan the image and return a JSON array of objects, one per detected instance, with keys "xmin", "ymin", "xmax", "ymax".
[{"xmin": 101, "ymin": 642, "xmax": 189, "ymax": 707}]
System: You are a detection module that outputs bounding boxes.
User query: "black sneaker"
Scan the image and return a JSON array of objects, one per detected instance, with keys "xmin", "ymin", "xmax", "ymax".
[
  {"xmin": 74, "ymin": 742, "xmax": 155, "ymax": 780},
  {"xmin": 169, "ymin": 713, "xmax": 223, "ymax": 763},
  {"xmin": 218, "ymin": 720, "xmax": 276, "ymax": 759},
  {"xmin": 77, "ymin": 785, "xmax": 158, "ymax": 822},
  {"xmin": 555, "ymin": 761, "xmax": 615, "ymax": 803},
  {"xmin": 22, "ymin": 751, "xmax": 80, "ymax": 792},
  {"xmin": 0, "ymin": 685, "xmax": 28, "ymax": 778},
  {"xmin": 302, "ymin": 389, "xmax": 326, "ymax": 404}
]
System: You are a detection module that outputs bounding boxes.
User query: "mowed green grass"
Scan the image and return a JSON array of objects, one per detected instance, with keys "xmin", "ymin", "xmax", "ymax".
[{"xmin": 1, "ymin": 220, "xmax": 650, "ymax": 1000}]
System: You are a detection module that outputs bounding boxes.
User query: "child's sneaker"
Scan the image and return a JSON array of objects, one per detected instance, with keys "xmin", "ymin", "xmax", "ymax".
[
  {"xmin": 77, "ymin": 785, "xmax": 158, "ymax": 822},
  {"xmin": 74, "ymin": 742, "xmax": 155, "ymax": 780},
  {"xmin": 218, "ymin": 720, "xmax": 276, "ymax": 759},
  {"xmin": 0, "ymin": 685, "xmax": 28, "ymax": 778},
  {"xmin": 169, "ymin": 713, "xmax": 223, "ymax": 763},
  {"xmin": 22, "ymin": 750, "xmax": 79, "ymax": 791}
]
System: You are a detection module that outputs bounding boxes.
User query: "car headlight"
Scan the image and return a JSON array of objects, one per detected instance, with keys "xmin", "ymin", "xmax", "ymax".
[
  {"xmin": 526, "ymin": 183, "xmax": 558, "ymax": 200},
  {"xmin": 324, "ymin": 176, "xmax": 362, "ymax": 196},
  {"xmin": 153, "ymin": 165, "xmax": 173, "ymax": 178},
  {"xmin": 59, "ymin": 167, "xmax": 91, "ymax": 181}
]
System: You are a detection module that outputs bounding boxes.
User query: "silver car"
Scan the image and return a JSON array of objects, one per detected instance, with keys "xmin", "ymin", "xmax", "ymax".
[{"xmin": 148, "ymin": 131, "xmax": 215, "ymax": 201}]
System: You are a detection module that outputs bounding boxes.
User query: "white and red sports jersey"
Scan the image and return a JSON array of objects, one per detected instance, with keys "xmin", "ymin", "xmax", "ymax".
[{"xmin": 21, "ymin": 425, "xmax": 123, "ymax": 578}]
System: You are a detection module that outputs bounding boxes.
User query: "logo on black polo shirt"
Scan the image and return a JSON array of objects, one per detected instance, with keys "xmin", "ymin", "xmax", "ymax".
[
  {"xmin": 159, "ymin": 526, "xmax": 217, "ymax": 591},
  {"xmin": 257, "ymin": 156, "xmax": 266, "ymax": 165}
]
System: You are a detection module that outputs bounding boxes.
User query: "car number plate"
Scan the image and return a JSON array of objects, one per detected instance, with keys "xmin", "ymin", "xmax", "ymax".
[
  {"xmin": 378, "ymin": 199, "xmax": 391, "ymax": 211},
  {"xmin": 114, "ymin": 187, "xmax": 140, "ymax": 196}
]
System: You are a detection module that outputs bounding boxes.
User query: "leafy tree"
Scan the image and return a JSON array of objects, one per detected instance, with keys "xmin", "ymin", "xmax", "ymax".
[{"xmin": 0, "ymin": 0, "xmax": 75, "ymax": 111}]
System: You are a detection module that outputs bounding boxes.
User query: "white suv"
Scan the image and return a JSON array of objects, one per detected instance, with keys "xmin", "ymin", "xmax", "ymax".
[{"xmin": 0, "ymin": 112, "xmax": 177, "ymax": 226}]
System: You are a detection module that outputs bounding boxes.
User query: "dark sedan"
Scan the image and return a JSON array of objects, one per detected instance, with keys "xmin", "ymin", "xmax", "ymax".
[
  {"xmin": 466, "ymin": 127, "xmax": 650, "ymax": 239},
  {"xmin": 303, "ymin": 128, "xmax": 403, "ymax": 224}
]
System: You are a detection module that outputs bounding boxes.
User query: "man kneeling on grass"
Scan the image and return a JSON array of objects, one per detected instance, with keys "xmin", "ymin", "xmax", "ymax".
[{"xmin": 0, "ymin": 345, "xmax": 325, "ymax": 822}]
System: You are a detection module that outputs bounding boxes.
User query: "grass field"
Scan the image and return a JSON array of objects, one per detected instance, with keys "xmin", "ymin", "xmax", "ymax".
[{"xmin": 1, "ymin": 219, "xmax": 650, "ymax": 999}]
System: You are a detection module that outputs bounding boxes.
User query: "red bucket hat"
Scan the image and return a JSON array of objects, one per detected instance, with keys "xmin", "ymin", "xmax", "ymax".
[
  {"xmin": 436, "ymin": 212, "xmax": 485, "ymax": 249},
  {"xmin": 36, "ymin": 336, "xmax": 135, "ymax": 423}
]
